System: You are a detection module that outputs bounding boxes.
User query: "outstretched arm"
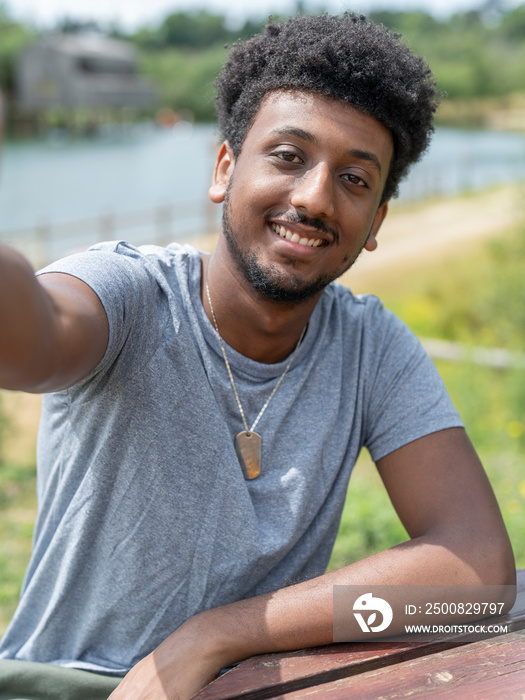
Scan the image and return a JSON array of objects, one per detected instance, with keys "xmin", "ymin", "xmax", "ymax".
[
  {"xmin": 109, "ymin": 427, "xmax": 515, "ymax": 700},
  {"xmin": 0, "ymin": 243, "xmax": 108, "ymax": 392}
]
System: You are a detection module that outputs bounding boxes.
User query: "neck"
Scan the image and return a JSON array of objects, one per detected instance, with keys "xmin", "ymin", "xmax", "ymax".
[{"xmin": 201, "ymin": 248, "xmax": 320, "ymax": 364}]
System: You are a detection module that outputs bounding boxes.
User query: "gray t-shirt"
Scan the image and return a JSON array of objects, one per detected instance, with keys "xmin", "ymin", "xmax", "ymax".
[{"xmin": 0, "ymin": 242, "xmax": 462, "ymax": 675}]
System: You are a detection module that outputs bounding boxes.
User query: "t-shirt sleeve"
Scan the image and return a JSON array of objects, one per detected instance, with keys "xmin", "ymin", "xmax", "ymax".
[
  {"xmin": 36, "ymin": 241, "xmax": 169, "ymax": 386},
  {"xmin": 361, "ymin": 299, "xmax": 464, "ymax": 463}
]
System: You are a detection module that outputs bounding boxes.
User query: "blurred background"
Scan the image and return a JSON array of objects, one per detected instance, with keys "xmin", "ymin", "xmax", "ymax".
[{"xmin": 0, "ymin": 0, "xmax": 524, "ymax": 633}]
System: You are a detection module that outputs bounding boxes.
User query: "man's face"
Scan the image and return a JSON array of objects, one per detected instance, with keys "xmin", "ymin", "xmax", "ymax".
[{"xmin": 209, "ymin": 90, "xmax": 393, "ymax": 303}]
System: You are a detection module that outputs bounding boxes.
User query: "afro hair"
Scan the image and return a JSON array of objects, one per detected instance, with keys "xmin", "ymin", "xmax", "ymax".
[{"xmin": 214, "ymin": 13, "xmax": 440, "ymax": 203}]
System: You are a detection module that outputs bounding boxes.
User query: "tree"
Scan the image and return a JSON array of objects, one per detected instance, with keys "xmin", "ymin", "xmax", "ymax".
[
  {"xmin": 0, "ymin": 7, "xmax": 35, "ymax": 97},
  {"xmin": 498, "ymin": 5, "xmax": 525, "ymax": 41},
  {"xmin": 159, "ymin": 11, "xmax": 227, "ymax": 48}
]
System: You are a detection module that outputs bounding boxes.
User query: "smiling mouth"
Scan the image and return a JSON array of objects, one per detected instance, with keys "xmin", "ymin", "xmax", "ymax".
[{"xmin": 271, "ymin": 223, "xmax": 326, "ymax": 248}]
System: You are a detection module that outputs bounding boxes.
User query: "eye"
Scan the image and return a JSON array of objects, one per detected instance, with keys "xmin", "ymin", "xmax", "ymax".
[
  {"xmin": 342, "ymin": 172, "xmax": 369, "ymax": 188},
  {"xmin": 272, "ymin": 150, "xmax": 304, "ymax": 164}
]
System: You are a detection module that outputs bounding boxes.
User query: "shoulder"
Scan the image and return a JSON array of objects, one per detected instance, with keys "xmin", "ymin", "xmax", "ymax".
[
  {"xmin": 322, "ymin": 282, "xmax": 427, "ymax": 373},
  {"xmin": 37, "ymin": 241, "xmax": 203, "ymax": 293},
  {"xmin": 323, "ymin": 281, "xmax": 400, "ymax": 332},
  {"xmin": 324, "ymin": 280, "xmax": 383, "ymax": 311},
  {"xmin": 75, "ymin": 239, "xmax": 201, "ymax": 272}
]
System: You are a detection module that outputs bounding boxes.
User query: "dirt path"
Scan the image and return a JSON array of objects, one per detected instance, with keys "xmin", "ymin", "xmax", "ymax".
[
  {"xmin": 340, "ymin": 184, "xmax": 523, "ymax": 293},
  {"xmin": 341, "ymin": 185, "xmax": 524, "ymax": 293},
  {"xmin": 2, "ymin": 185, "xmax": 523, "ymax": 447}
]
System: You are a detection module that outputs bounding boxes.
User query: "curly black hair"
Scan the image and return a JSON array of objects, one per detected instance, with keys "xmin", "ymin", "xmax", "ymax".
[{"xmin": 214, "ymin": 13, "xmax": 440, "ymax": 203}]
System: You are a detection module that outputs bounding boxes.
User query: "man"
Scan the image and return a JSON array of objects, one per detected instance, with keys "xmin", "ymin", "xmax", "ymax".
[{"xmin": 0, "ymin": 13, "xmax": 515, "ymax": 700}]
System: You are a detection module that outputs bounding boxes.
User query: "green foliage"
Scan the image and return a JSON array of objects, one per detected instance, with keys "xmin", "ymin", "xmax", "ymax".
[
  {"xmin": 0, "ymin": 391, "xmax": 37, "ymax": 634},
  {"xmin": 499, "ymin": 5, "xmax": 525, "ymax": 41},
  {"xmin": 0, "ymin": 6, "xmax": 35, "ymax": 95},
  {"xmin": 436, "ymin": 361, "xmax": 525, "ymax": 454},
  {"xmin": 329, "ymin": 452, "xmax": 408, "ymax": 570},
  {"xmin": 132, "ymin": 11, "xmax": 265, "ymax": 51},
  {"xmin": 131, "ymin": 10, "xmax": 270, "ymax": 120},
  {"xmin": 0, "ymin": 460, "xmax": 36, "ymax": 508},
  {"xmin": 0, "ymin": 483, "xmax": 35, "ymax": 634},
  {"xmin": 369, "ymin": 10, "xmax": 442, "ymax": 36},
  {"xmin": 162, "ymin": 12, "xmax": 229, "ymax": 48},
  {"xmin": 388, "ymin": 212, "xmax": 525, "ymax": 351},
  {"xmin": 0, "ymin": 394, "xmax": 4, "ymax": 465},
  {"xmin": 137, "ymin": 11, "xmax": 227, "ymax": 50},
  {"xmin": 369, "ymin": 7, "xmax": 525, "ymax": 101},
  {"xmin": 479, "ymin": 229, "xmax": 525, "ymax": 347},
  {"xmin": 138, "ymin": 45, "xmax": 226, "ymax": 120}
]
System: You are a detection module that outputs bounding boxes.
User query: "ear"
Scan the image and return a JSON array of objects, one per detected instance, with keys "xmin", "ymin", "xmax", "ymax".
[
  {"xmin": 208, "ymin": 141, "xmax": 235, "ymax": 203},
  {"xmin": 364, "ymin": 201, "xmax": 389, "ymax": 252}
]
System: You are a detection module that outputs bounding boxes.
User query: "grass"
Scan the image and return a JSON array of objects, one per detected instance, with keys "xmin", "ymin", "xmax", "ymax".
[
  {"xmin": 0, "ymin": 477, "xmax": 35, "ymax": 633},
  {"xmin": 0, "ymin": 391, "xmax": 39, "ymax": 634},
  {"xmin": 328, "ymin": 450, "xmax": 407, "ymax": 571}
]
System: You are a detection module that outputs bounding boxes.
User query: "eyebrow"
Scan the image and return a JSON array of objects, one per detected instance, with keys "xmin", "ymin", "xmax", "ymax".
[
  {"xmin": 349, "ymin": 148, "xmax": 383, "ymax": 175},
  {"xmin": 269, "ymin": 127, "xmax": 383, "ymax": 175}
]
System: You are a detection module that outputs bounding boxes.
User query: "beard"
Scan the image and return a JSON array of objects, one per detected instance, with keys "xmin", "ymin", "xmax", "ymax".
[{"xmin": 221, "ymin": 189, "xmax": 361, "ymax": 304}]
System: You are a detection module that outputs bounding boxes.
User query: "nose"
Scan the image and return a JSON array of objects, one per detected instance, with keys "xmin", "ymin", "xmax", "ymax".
[{"xmin": 290, "ymin": 162, "xmax": 335, "ymax": 219}]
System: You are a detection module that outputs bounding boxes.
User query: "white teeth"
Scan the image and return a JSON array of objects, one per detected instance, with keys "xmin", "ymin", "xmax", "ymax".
[{"xmin": 272, "ymin": 223, "xmax": 324, "ymax": 249}]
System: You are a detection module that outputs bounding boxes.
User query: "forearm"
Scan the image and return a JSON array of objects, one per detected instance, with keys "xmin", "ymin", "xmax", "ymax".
[
  {"xmin": 111, "ymin": 530, "xmax": 514, "ymax": 700},
  {"xmin": 0, "ymin": 244, "xmax": 56, "ymax": 390},
  {"xmin": 187, "ymin": 533, "xmax": 515, "ymax": 670}
]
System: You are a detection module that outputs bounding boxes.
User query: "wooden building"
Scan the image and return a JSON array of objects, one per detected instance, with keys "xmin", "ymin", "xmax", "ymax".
[{"xmin": 16, "ymin": 34, "xmax": 155, "ymax": 110}]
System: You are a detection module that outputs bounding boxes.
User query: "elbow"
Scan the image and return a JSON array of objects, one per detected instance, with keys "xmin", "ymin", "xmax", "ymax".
[
  {"xmin": 478, "ymin": 530, "xmax": 516, "ymax": 588},
  {"xmin": 479, "ymin": 533, "xmax": 515, "ymax": 592},
  {"xmin": 487, "ymin": 535, "xmax": 517, "ymax": 613},
  {"xmin": 442, "ymin": 522, "xmax": 516, "ymax": 588},
  {"xmin": 460, "ymin": 530, "xmax": 517, "ymax": 613}
]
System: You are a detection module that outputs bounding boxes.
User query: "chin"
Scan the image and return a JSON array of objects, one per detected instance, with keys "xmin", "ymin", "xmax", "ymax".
[
  {"xmin": 244, "ymin": 256, "xmax": 332, "ymax": 303},
  {"xmin": 224, "ymin": 222, "xmax": 332, "ymax": 302}
]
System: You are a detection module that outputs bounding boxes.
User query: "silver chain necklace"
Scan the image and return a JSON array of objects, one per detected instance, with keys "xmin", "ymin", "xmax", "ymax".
[{"xmin": 206, "ymin": 282, "xmax": 306, "ymax": 480}]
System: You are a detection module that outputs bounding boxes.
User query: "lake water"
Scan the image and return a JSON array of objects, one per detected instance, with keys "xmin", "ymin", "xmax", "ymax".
[
  {"xmin": 0, "ymin": 122, "xmax": 219, "ymax": 232},
  {"xmin": 0, "ymin": 122, "xmax": 524, "ymax": 261}
]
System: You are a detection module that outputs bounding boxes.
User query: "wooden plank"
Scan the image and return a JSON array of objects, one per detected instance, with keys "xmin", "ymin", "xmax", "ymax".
[
  {"xmin": 275, "ymin": 628, "xmax": 525, "ymax": 699},
  {"xmin": 194, "ymin": 570, "xmax": 525, "ymax": 700}
]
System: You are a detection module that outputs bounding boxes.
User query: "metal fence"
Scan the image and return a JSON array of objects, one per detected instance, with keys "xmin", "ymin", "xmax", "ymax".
[{"xmin": 0, "ymin": 198, "xmax": 221, "ymax": 268}]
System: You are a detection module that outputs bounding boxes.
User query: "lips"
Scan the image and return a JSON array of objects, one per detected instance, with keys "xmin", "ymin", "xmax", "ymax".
[{"xmin": 271, "ymin": 223, "xmax": 326, "ymax": 248}]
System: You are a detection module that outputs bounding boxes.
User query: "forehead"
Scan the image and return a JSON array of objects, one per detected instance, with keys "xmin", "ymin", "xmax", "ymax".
[{"xmin": 243, "ymin": 90, "xmax": 393, "ymax": 164}]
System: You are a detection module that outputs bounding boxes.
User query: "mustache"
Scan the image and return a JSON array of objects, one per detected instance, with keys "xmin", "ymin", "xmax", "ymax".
[{"xmin": 278, "ymin": 212, "xmax": 339, "ymax": 244}]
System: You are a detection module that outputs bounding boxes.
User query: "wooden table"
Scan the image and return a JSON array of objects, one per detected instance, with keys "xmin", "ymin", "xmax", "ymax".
[{"xmin": 194, "ymin": 570, "xmax": 525, "ymax": 699}]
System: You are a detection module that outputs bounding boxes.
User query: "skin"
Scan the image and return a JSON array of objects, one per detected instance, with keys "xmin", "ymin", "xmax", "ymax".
[
  {"xmin": 202, "ymin": 91, "xmax": 390, "ymax": 364},
  {"xmin": 0, "ymin": 90, "xmax": 516, "ymax": 699}
]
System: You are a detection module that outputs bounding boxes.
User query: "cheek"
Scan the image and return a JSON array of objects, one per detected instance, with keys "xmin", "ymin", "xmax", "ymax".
[{"xmin": 235, "ymin": 164, "xmax": 293, "ymax": 203}]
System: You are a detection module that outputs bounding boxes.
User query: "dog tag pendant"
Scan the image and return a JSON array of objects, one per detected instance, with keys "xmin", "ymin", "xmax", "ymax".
[{"xmin": 234, "ymin": 430, "xmax": 262, "ymax": 480}]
